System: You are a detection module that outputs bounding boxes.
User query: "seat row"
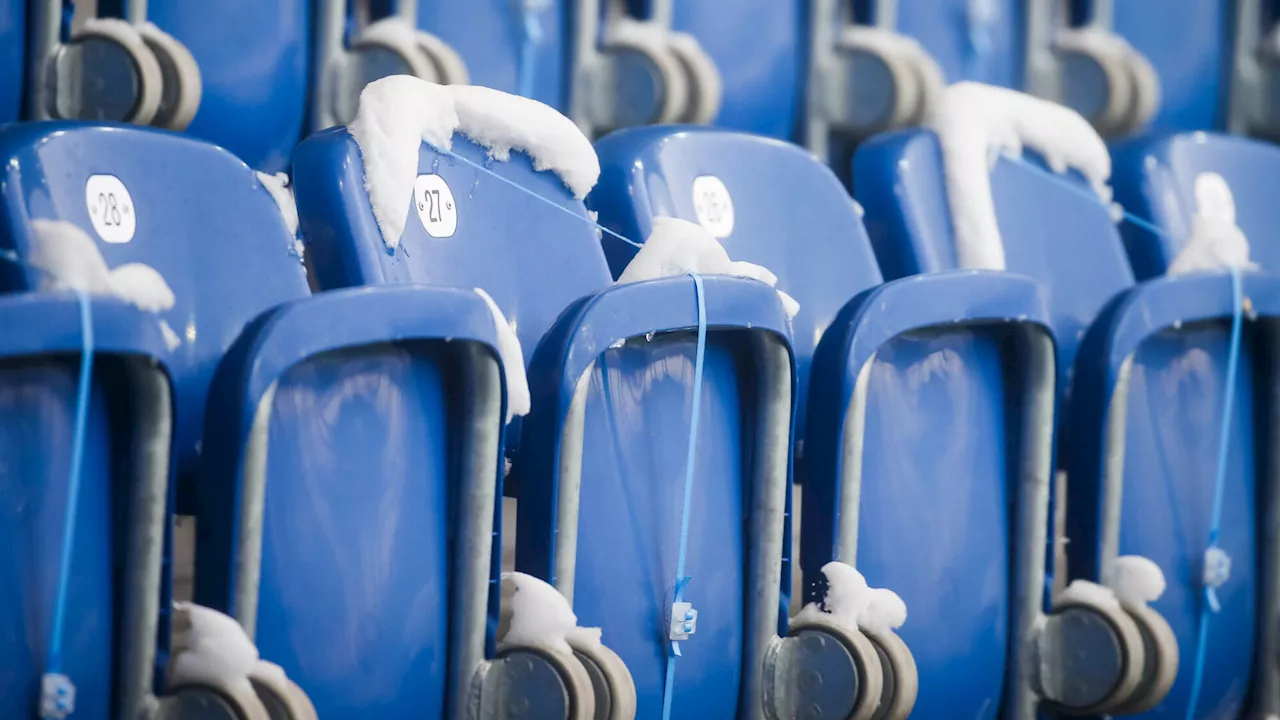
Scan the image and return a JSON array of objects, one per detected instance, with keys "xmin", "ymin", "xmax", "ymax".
[
  {"xmin": 0, "ymin": 0, "xmax": 1274, "ymax": 175},
  {"xmin": 2, "ymin": 78, "xmax": 1279, "ymax": 719}
]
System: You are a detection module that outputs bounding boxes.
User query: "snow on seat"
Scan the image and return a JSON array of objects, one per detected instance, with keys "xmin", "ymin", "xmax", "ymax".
[
  {"xmin": 293, "ymin": 76, "xmax": 797, "ymax": 719},
  {"xmin": 854, "ymin": 83, "xmax": 1272, "ymax": 717},
  {"xmin": 1112, "ymin": 130, "xmax": 1280, "ymax": 716},
  {"xmin": 590, "ymin": 123, "xmax": 1053, "ymax": 720},
  {"xmin": 0, "ymin": 120, "xmax": 497, "ymax": 720},
  {"xmin": 0, "ymin": 123, "xmax": 337, "ymax": 718}
]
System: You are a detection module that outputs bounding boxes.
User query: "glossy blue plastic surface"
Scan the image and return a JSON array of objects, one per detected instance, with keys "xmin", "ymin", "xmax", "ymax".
[
  {"xmin": 1112, "ymin": 132, "xmax": 1280, "ymax": 278},
  {"xmin": 145, "ymin": 0, "xmax": 310, "ymax": 170},
  {"xmin": 0, "ymin": 294, "xmax": 172, "ymax": 719},
  {"xmin": 855, "ymin": 131, "xmax": 1134, "ymax": 375},
  {"xmin": 515, "ymin": 274, "xmax": 793, "ymax": 718},
  {"xmin": 294, "ymin": 127, "xmax": 796, "ymax": 714},
  {"xmin": 195, "ymin": 285, "xmax": 501, "ymax": 718},
  {"xmin": 801, "ymin": 271, "xmax": 1052, "ymax": 720},
  {"xmin": 896, "ymin": 0, "xmax": 1023, "ymax": 87},
  {"xmin": 1108, "ymin": 0, "xmax": 1227, "ymax": 131},
  {"xmin": 856, "ymin": 128, "xmax": 1266, "ymax": 718},
  {"xmin": 667, "ymin": 1, "xmax": 804, "ymax": 137},
  {"xmin": 590, "ymin": 124, "xmax": 1052, "ymax": 718},
  {"xmin": 414, "ymin": 0, "xmax": 566, "ymax": 109},
  {"xmin": 0, "ymin": 0, "xmax": 22, "ymax": 122},
  {"xmin": 1067, "ymin": 273, "xmax": 1280, "ymax": 718},
  {"xmin": 591, "ymin": 126, "xmax": 883, "ymax": 444},
  {"xmin": 0, "ymin": 123, "xmax": 309, "ymax": 484}
]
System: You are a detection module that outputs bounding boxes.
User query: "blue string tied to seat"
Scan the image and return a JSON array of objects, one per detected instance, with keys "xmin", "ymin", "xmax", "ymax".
[
  {"xmin": 660, "ymin": 272, "xmax": 707, "ymax": 720},
  {"xmin": 1, "ymin": 248, "xmax": 93, "ymax": 720}
]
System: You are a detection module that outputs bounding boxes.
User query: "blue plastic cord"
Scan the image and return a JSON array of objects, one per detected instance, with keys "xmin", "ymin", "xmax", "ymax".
[
  {"xmin": 660, "ymin": 272, "xmax": 707, "ymax": 720},
  {"xmin": 1003, "ymin": 155, "xmax": 1245, "ymax": 719},
  {"xmin": 1184, "ymin": 263, "xmax": 1243, "ymax": 720},
  {"xmin": 433, "ymin": 146, "xmax": 643, "ymax": 248},
  {"xmin": 517, "ymin": 2, "xmax": 546, "ymax": 99},
  {"xmin": 48, "ymin": 288, "xmax": 94, "ymax": 676},
  {"xmin": 0, "ymin": 250, "xmax": 94, "ymax": 707}
]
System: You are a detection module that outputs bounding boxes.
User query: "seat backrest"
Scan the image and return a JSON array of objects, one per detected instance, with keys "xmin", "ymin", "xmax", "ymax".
[
  {"xmin": 294, "ymin": 116, "xmax": 789, "ymax": 717},
  {"xmin": 665, "ymin": 0, "xmax": 805, "ymax": 138},
  {"xmin": 0, "ymin": 123, "xmax": 304, "ymax": 718},
  {"xmin": 0, "ymin": 0, "xmax": 22, "ymax": 122},
  {"xmin": 895, "ymin": 0, "xmax": 1023, "ymax": 87},
  {"xmin": 592, "ymin": 126, "xmax": 1042, "ymax": 719},
  {"xmin": 856, "ymin": 127, "xmax": 1258, "ymax": 718},
  {"xmin": 142, "ymin": 0, "xmax": 310, "ymax": 171},
  {"xmin": 0, "ymin": 123, "xmax": 309, "ymax": 484},
  {"xmin": 295, "ymin": 129, "xmax": 610, "ymax": 365},
  {"xmin": 855, "ymin": 129, "xmax": 1134, "ymax": 369},
  {"xmin": 1113, "ymin": 132, "xmax": 1280, "ymax": 278},
  {"xmin": 413, "ymin": 0, "xmax": 568, "ymax": 110},
  {"xmin": 590, "ymin": 126, "xmax": 882, "ymax": 441},
  {"xmin": 1107, "ymin": 0, "xmax": 1228, "ymax": 131}
]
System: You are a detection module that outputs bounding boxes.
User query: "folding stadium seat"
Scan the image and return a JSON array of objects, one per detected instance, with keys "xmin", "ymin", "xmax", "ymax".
[
  {"xmin": 590, "ymin": 125, "xmax": 1120, "ymax": 720},
  {"xmin": 894, "ymin": 0, "xmax": 1023, "ymax": 88},
  {"xmin": 136, "ymin": 0, "xmax": 311, "ymax": 172},
  {"xmin": 614, "ymin": 0, "xmax": 804, "ymax": 139},
  {"xmin": 1112, "ymin": 130, "xmax": 1280, "ymax": 715},
  {"xmin": 854, "ymin": 87, "xmax": 1270, "ymax": 717},
  {"xmin": 26, "ymin": 2, "xmax": 203, "ymax": 134},
  {"xmin": 0, "ymin": 121, "xmax": 512, "ymax": 719},
  {"xmin": 0, "ymin": 0, "xmax": 21, "ymax": 122},
  {"xmin": 1022, "ymin": 0, "xmax": 1164, "ymax": 138},
  {"xmin": 407, "ymin": 0, "xmax": 567, "ymax": 109},
  {"xmin": 566, "ymin": 0, "xmax": 721, "ymax": 139},
  {"xmin": 289, "ymin": 77, "xmax": 864, "ymax": 719},
  {"xmin": 311, "ymin": 0, "xmax": 472, "ymax": 132},
  {"xmin": 1103, "ymin": 0, "xmax": 1227, "ymax": 132},
  {"xmin": 801, "ymin": 0, "xmax": 945, "ymax": 183}
]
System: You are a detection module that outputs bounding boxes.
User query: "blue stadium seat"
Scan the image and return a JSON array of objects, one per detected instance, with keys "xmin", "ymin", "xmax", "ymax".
[
  {"xmin": 1104, "ymin": 0, "xmax": 1228, "ymax": 131},
  {"xmin": 590, "ymin": 125, "xmax": 1058, "ymax": 720},
  {"xmin": 292, "ymin": 123, "xmax": 801, "ymax": 718},
  {"xmin": 0, "ymin": 293, "xmax": 172, "ymax": 720},
  {"xmin": 1113, "ymin": 130, "xmax": 1280, "ymax": 716},
  {"xmin": 1112, "ymin": 132, "xmax": 1280, "ymax": 277},
  {"xmin": 895, "ymin": 0, "xmax": 1023, "ymax": 87},
  {"xmin": 0, "ymin": 122, "xmax": 496, "ymax": 719},
  {"xmin": 140, "ymin": 0, "xmax": 310, "ymax": 171},
  {"xmin": 412, "ymin": 0, "xmax": 567, "ymax": 109},
  {"xmin": 0, "ymin": 0, "xmax": 22, "ymax": 122},
  {"xmin": 631, "ymin": 0, "xmax": 804, "ymax": 138},
  {"xmin": 857, "ymin": 128, "xmax": 1263, "ymax": 717}
]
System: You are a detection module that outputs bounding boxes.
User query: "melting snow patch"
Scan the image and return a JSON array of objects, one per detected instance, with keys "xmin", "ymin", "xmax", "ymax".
[
  {"xmin": 29, "ymin": 220, "xmax": 181, "ymax": 348},
  {"xmin": 168, "ymin": 602, "xmax": 259, "ymax": 697},
  {"xmin": 1168, "ymin": 172, "xmax": 1258, "ymax": 275},
  {"xmin": 926, "ymin": 82, "xmax": 1112, "ymax": 270},
  {"xmin": 256, "ymin": 171, "xmax": 300, "ymax": 242},
  {"xmin": 474, "ymin": 288, "xmax": 530, "ymax": 423},
  {"xmin": 1106, "ymin": 555, "xmax": 1166, "ymax": 605},
  {"xmin": 501, "ymin": 572, "xmax": 578, "ymax": 655},
  {"xmin": 1058, "ymin": 580, "xmax": 1120, "ymax": 610},
  {"xmin": 793, "ymin": 561, "xmax": 906, "ymax": 636},
  {"xmin": 349, "ymin": 76, "xmax": 599, "ymax": 249},
  {"xmin": 107, "ymin": 263, "xmax": 176, "ymax": 313},
  {"xmin": 617, "ymin": 217, "xmax": 802, "ymax": 320}
]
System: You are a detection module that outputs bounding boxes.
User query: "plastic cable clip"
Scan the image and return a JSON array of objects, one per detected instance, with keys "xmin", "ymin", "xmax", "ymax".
[
  {"xmin": 40, "ymin": 673, "xmax": 76, "ymax": 719},
  {"xmin": 1203, "ymin": 546, "xmax": 1231, "ymax": 613},
  {"xmin": 669, "ymin": 601, "xmax": 698, "ymax": 656}
]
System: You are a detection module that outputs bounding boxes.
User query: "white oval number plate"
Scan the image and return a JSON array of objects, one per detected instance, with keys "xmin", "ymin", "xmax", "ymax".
[
  {"xmin": 692, "ymin": 175, "xmax": 734, "ymax": 238},
  {"xmin": 415, "ymin": 174, "xmax": 458, "ymax": 238},
  {"xmin": 85, "ymin": 174, "xmax": 136, "ymax": 244}
]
